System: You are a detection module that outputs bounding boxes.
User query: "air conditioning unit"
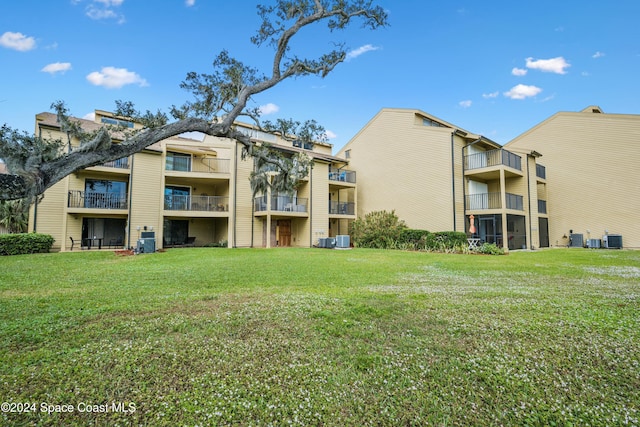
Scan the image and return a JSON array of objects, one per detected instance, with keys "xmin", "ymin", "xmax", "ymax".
[
  {"xmin": 569, "ymin": 233, "xmax": 583, "ymax": 248},
  {"xmin": 336, "ymin": 235, "xmax": 350, "ymax": 248},
  {"xmin": 326, "ymin": 238, "xmax": 336, "ymax": 249},
  {"xmin": 603, "ymin": 234, "xmax": 622, "ymax": 249},
  {"xmin": 137, "ymin": 238, "xmax": 156, "ymax": 253},
  {"xmin": 586, "ymin": 239, "xmax": 601, "ymax": 249}
]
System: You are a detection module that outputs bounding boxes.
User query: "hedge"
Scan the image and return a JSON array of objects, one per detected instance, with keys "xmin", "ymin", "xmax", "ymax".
[{"xmin": 0, "ymin": 233, "xmax": 55, "ymax": 256}]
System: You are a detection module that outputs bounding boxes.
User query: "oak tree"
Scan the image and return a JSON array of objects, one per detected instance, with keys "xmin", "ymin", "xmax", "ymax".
[{"xmin": 0, "ymin": 0, "xmax": 387, "ymax": 201}]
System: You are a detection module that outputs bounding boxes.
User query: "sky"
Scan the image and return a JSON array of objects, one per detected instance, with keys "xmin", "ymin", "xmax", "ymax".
[{"xmin": 1, "ymin": 0, "xmax": 639, "ymax": 154}]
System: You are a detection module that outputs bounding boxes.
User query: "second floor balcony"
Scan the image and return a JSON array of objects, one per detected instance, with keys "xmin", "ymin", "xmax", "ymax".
[
  {"xmin": 166, "ymin": 156, "xmax": 230, "ymax": 174},
  {"xmin": 254, "ymin": 195, "xmax": 308, "ymax": 213},
  {"xmin": 466, "ymin": 192, "xmax": 524, "ymax": 211},
  {"xmin": 68, "ymin": 190, "xmax": 128, "ymax": 210},
  {"xmin": 329, "ymin": 201, "xmax": 355, "ymax": 215},
  {"xmin": 164, "ymin": 195, "xmax": 229, "ymax": 212}
]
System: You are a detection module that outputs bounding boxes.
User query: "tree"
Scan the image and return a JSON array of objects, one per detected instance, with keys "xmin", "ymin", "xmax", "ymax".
[
  {"xmin": 0, "ymin": 199, "xmax": 28, "ymax": 233},
  {"xmin": 0, "ymin": 0, "xmax": 388, "ymax": 202}
]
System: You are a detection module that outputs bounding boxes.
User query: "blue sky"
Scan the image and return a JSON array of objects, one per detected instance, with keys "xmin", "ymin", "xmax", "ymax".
[{"xmin": 1, "ymin": 0, "xmax": 639, "ymax": 153}]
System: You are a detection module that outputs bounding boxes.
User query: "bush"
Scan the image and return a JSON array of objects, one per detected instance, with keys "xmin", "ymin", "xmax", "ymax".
[
  {"xmin": 350, "ymin": 210, "xmax": 407, "ymax": 249},
  {"xmin": 423, "ymin": 231, "xmax": 468, "ymax": 253},
  {"xmin": 0, "ymin": 233, "xmax": 55, "ymax": 256},
  {"xmin": 398, "ymin": 229, "xmax": 431, "ymax": 250},
  {"xmin": 477, "ymin": 242, "xmax": 505, "ymax": 255}
]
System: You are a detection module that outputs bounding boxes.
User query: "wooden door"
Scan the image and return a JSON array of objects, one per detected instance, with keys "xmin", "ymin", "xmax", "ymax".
[{"xmin": 277, "ymin": 220, "xmax": 291, "ymax": 247}]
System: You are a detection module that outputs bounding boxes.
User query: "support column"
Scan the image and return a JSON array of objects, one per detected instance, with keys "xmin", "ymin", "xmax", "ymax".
[{"xmin": 499, "ymin": 168, "xmax": 509, "ymax": 252}]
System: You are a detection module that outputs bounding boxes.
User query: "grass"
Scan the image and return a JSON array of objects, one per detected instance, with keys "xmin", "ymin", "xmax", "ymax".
[{"xmin": 0, "ymin": 247, "xmax": 638, "ymax": 426}]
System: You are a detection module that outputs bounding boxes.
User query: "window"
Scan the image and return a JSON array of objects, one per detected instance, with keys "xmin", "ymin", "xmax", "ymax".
[
  {"xmin": 100, "ymin": 117, "xmax": 134, "ymax": 128},
  {"xmin": 345, "ymin": 149, "xmax": 351, "ymax": 159},
  {"xmin": 422, "ymin": 118, "xmax": 444, "ymax": 127},
  {"xmin": 293, "ymin": 140, "xmax": 313, "ymax": 150},
  {"xmin": 166, "ymin": 152, "xmax": 191, "ymax": 171}
]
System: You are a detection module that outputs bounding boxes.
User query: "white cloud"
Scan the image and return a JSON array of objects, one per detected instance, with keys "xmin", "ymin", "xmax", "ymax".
[
  {"xmin": 504, "ymin": 84, "xmax": 542, "ymax": 100},
  {"xmin": 525, "ymin": 56, "xmax": 570, "ymax": 74},
  {"xmin": 259, "ymin": 103, "xmax": 279, "ymax": 115},
  {"xmin": 0, "ymin": 32, "xmax": 36, "ymax": 51},
  {"xmin": 185, "ymin": 0, "xmax": 196, "ymax": 6},
  {"xmin": 482, "ymin": 91, "xmax": 499, "ymax": 99},
  {"xmin": 346, "ymin": 44, "xmax": 380, "ymax": 60},
  {"xmin": 41, "ymin": 62, "xmax": 72, "ymax": 74},
  {"xmin": 512, "ymin": 67, "xmax": 527, "ymax": 76},
  {"xmin": 82, "ymin": 112, "xmax": 96, "ymax": 121},
  {"xmin": 80, "ymin": 0, "xmax": 126, "ymax": 23},
  {"xmin": 86, "ymin": 67, "xmax": 148, "ymax": 89},
  {"xmin": 324, "ymin": 130, "xmax": 337, "ymax": 139},
  {"xmin": 592, "ymin": 51, "xmax": 605, "ymax": 59},
  {"xmin": 459, "ymin": 100, "xmax": 472, "ymax": 108}
]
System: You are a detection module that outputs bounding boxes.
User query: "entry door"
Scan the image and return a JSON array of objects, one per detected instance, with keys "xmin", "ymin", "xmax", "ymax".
[
  {"xmin": 277, "ymin": 220, "xmax": 292, "ymax": 247},
  {"xmin": 539, "ymin": 218, "xmax": 549, "ymax": 248}
]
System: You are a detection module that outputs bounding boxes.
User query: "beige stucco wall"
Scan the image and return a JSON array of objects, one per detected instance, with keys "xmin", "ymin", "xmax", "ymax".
[{"xmin": 506, "ymin": 108, "xmax": 640, "ymax": 248}]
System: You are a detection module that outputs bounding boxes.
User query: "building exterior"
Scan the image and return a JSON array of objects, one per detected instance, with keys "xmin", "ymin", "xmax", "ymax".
[
  {"xmin": 29, "ymin": 110, "xmax": 356, "ymax": 251},
  {"xmin": 506, "ymin": 106, "xmax": 639, "ymax": 249},
  {"xmin": 336, "ymin": 108, "xmax": 547, "ymax": 251}
]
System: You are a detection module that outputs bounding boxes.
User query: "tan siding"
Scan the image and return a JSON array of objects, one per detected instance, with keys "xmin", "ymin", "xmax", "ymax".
[
  {"xmin": 341, "ymin": 109, "xmax": 458, "ymax": 231},
  {"xmin": 234, "ymin": 142, "xmax": 257, "ymax": 247},
  {"xmin": 311, "ymin": 163, "xmax": 329, "ymax": 246},
  {"xmin": 507, "ymin": 111, "xmax": 640, "ymax": 248},
  {"xmin": 129, "ymin": 151, "xmax": 163, "ymax": 245}
]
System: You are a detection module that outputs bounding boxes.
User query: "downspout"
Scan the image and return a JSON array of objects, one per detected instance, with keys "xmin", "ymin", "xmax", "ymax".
[
  {"xmin": 309, "ymin": 163, "xmax": 313, "ymax": 247},
  {"xmin": 234, "ymin": 142, "xmax": 239, "ymax": 248},
  {"xmin": 460, "ymin": 135, "xmax": 483, "ymax": 232},
  {"xmin": 526, "ymin": 153, "xmax": 533, "ymax": 250},
  {"xmin": 126, "ymin": 153, "xmax": 135, "ymax": 249}
]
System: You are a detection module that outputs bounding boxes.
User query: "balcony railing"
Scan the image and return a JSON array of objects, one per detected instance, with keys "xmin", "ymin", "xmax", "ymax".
[
  {"xmin": 68, "ymin": 190, "xmax": 128, "ymax": 209},
  {"xmin": 329, "ymin": 201, "xmax": 355, "ymax": 215},
  {"xmin": 464, "ymin": 149, "xmax": 522, "ymax": 171},
  {"xmin": 538, "ymin": 199, "xmax": 547, "ymax": 214},
  {"xmin": 164, "ymin": 195, "xmax": 229, "ymax": 211},
  {"xmin": 166, "ymin": 157, "xmax": 230, "ymax": 174},
  {"xmin": 329, "ymin": 167, "xmax": 356, "ymax": 183},
  {"xmin": 466, "ymin": 192, "xmax": 524, "ymax": 211},
  {"xmin": 254, "ymin": 195, "xmax": 308, "ymax": 213},
  {"xmin": 100, "ymin": 157, "xmax": 129, "ymax": 169},
  {"xmin": 536, "ymin": 164, "xmax": 546, "ymax": 180}
]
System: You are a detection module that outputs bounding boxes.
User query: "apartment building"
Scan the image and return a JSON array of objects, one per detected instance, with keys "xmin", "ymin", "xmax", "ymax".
[
  {"xmin": 336, "ymin": 108, "xmax": 547, "ymax": 251},
  {"xmin": 29, "ymin": 110, "xmax": 356, "ymax": 251},
  {"xmin": 506, "ymin": 106, "xmax": 639, "ymax": 249}
]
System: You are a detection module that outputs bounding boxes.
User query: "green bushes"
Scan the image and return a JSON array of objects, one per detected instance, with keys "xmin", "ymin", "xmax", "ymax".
[
  {"xmin": 477, "ymin": 242, "xmax": 505, "ymax": 255},
  {"xmin": 350, "ymin": 210, "xmax": 470, "ymax": 253},
  {"xmin": 0, "ymin": 233, "xmax": 55, "ymax": 256}
]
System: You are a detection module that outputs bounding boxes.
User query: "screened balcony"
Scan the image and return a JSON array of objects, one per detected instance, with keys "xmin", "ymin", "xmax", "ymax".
[
  {"xmin": 254, "ymin": 195, "xmax": 308, "ymax": 213},
  {"xmin": 166, "ymin": 154, "xmax": 230, "ymax": 174},
  {"xmin": 329, "ymin": 201, "xmax": 355, "ymax": 215}
]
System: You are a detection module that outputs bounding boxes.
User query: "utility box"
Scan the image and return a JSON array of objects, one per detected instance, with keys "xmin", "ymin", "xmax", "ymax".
[{"xmin": 137, "ymin": 238, "xmax": 155, "ymax": 253}]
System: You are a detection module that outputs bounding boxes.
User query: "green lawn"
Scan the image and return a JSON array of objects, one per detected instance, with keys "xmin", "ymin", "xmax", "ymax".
[{"xmin": 1, "ymin": 248, "xmax": 638, "ymax": 426}]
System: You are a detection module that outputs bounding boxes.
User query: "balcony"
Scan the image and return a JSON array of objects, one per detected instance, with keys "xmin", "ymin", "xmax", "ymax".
[
  {"xmin": 466, "ymin": 192, "xmax": 524, "ymax": 211},
  {"xmin": 536, "ymin": 164, "xmax": 546, "ymax": 180},
  {"xmin": 101, "ymin": 157, "xmax": 129, "ymax": 169},
  {"xmin": 166, "ymin": 157, "xmax": 230, "ymax": 174},
  {"xmin": 68, "ymin": 191, "xmax": 128, "ymax": 210},
  {"xmin": 329, "ymin": 167, "xmax": 356, "ymax": 184},
  {"xmin": 254, "ymin": 195, "xmax": 308, "ymax": 213},
  {"xmin": 329, "ymin": 201, "xmax": 355, "ymax": 215},
  {"xmin": 164, "ymin": 195, "xmax": 229, "ymax": 212},
  {"xmin": 538, "ymin": 199, "xmax": 547, "ymax": 214},
  {"xmin": 465, "ymin": 149, "xmax": 522, "ymax": 172}
]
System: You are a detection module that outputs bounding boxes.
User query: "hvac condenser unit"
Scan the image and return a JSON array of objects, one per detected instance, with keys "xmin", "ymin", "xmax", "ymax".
[
  {"xmin": 569, "ymin": 233, "xmax": 583, "ymax": 248},
  {"xmin": 336, "ymin": 235, "xmax": 350, "ymax": 248},
  {"xmin": 137, "ymin": 238, "xmax": 155, "ymax": 253},
  {"xmin": 603, "ymin": 234, "xmax": 622, "ymax": 249},
  {"xmin": 586, "ymin": 239, "xmax": 601, "ymax": 249}
]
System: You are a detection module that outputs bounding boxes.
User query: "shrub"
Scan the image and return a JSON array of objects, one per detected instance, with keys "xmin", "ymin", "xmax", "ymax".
[
  {"xmin": 423, "ymin": 231, "xmax": 468, "ymax": 253},
  {"xmin": 398, "ymin": 229, "xmax": 431, "ymax": 250},
  {"xmin": 350, "ymin": 210, "xmax": 407, "ymax": 249},
  {"xmin": 0, "ymin": 233, "xmax": 55, "ymax": 256},
  {"xmin": 477, "ymin": 242, "xmax": 505, "ymax": 255}
]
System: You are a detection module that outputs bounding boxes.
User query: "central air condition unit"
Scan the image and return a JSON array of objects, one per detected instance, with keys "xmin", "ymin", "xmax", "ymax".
[
  {"xmin": 317, "ymin": 238, "xmax": 327, "ymax": 248},
  {"xmin": 137, "ymin": 238, "xmax": 156, "ymax": 253},
  {"xmin": 586, "ymin": 239, "xmax": 601, "ymax": 249},
  {"xmin": 326, "ymin": 238, "xmax": 336, "ymax": 249},
  {"xmin": 336, "ymin": 235, "xmax": 350, "ymax": 248},
  {"xmin": 603, "ymin": 234, "xmax": 622, "ymax": 249},
  {"xmin": 569, "ymin": 233, "xmax": 583, "ymax": 248}
]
